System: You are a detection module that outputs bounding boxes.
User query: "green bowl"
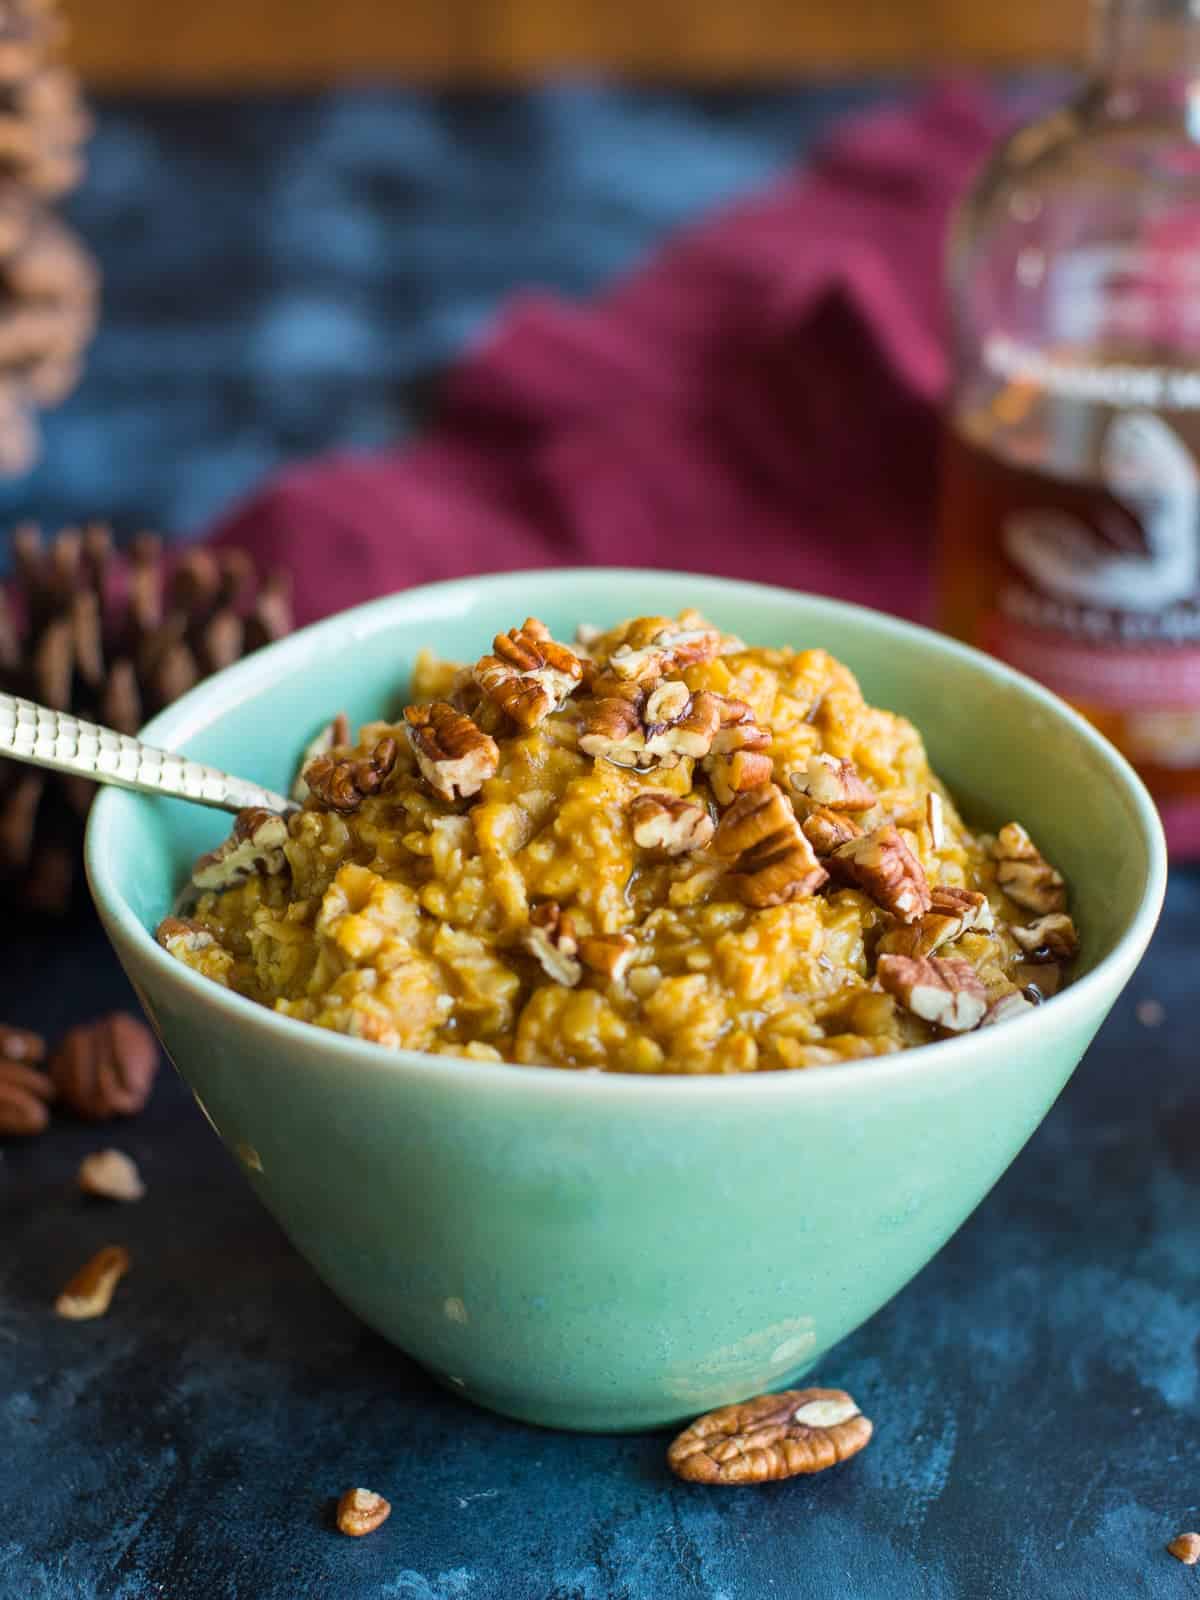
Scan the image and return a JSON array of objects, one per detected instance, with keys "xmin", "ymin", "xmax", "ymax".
[{"xmin": 86, "ymin": 571, "xmax": 1167, "ymax": 1432}]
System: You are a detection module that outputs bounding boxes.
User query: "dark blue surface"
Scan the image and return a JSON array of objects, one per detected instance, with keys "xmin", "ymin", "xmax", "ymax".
[{"xmin": 2, "ymin": 84, "xmax": 1197, "ymax": 1600}]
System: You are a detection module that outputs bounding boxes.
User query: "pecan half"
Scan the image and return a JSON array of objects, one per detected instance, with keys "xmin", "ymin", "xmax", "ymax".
[
  {"xmin": 78, "ymin": 1148, "xmax": 145, "ymax": 1202},
  {"xmin": 801, "ymin": 806, "xmax": 863, "ymax": 856},
  {"xmin": 0, "ymin": 1024, "xmax": 52, "ymax": 1135},
  {"xmin": 877, "ymin": 954, "xmax": 988, "ymax": 1032},
  {"xmin": 578, "ymin": 932, "xmax": 637, "ymax": 981},
  {"xmin": 981, "ymin": 989, "xmax": 1037, "ymax": 1027},
  {"xmin": 992, "ymin": 822, "xmax": 1067, "ymax": 914},
  {"xmin": 580, "ymin": 684, "xmax": 722, "ymax": 770},
  {"xmin": 337, "ymin": 1488, "xmax": 392, "ymax": 1538},
  {"xmin": 49, "ymin": 1013, "xmax": 159, "ymax": 1121},
  {"xmin": 667, "ymin": 1387, "xmax": 872, "ymax": 1485},
  {"xmin": 607, "ymin": 622, "xmax": 723, "ymax": 684},
  {"xmin": 291, "ymin": 711, "xmax": 351, "ymax": 802},
  {"xmin": 890, "ymin": 884, "xmax": 995, "ymax": 958},
  {"xmin": 192, "ymin": 807, "xmax": 290, "ymax": 892},
  {"xmin": 789, "ymin": 752, "xmax": 875, "ymax": 811},
  {"xmin": 713, "ymin": 783, "xmax": 828, "ymax": 907},
  {"xmin": 704, "ymin": 698, "xmax": 772, "ymax": 804},
  {"xmin": 524, "ymin": 902, "xmax": 582, "ymax": 987},
  {"xmin": 474, "ymin": 617, "xmax": 584, "ymax": 729},
  {"xmin": 155, "ymin": 916, "xmax": 216, "ymax": 957},
  {"xmin": 404, "ymin": 702, "xmax": 499, "ymax": 801},
  {"xmin": 1010, "ymin": 912, "xmax": 1078, "ymax": 962},
  {"xmin": 1168, "ymin": 1533, "xmax": 1200, "ymax": 1566},
  {"xmin": 831, "ymin": 825, "xmax": 932, "ymax": 924},
  {"xmin": 628, "ymin": 793, "xmax": 714, "ymax": 855},
  {"xmin": 55, "ymin": 1244, "xmax": 131, "ymax": 1320},
  {"xmin": 305, "ymin": 735, "xmax": 399, "ymax": 814}
]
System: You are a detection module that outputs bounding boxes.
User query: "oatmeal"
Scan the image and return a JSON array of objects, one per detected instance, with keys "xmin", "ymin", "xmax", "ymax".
[{"xmin": 156, "ymin": 610, "xmax": 1076, "ymax": 1074}]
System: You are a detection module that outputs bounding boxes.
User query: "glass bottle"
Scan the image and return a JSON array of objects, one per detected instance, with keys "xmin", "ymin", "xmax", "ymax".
[{"xmin": 939, "ymin": 0, "xmax": 1200, "ymax": 853}]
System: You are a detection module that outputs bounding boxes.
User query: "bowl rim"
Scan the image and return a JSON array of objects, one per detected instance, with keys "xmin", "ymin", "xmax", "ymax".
[{"xmin": 86, "ymin": 567, "xmax": 1169, "ymax": 1101}]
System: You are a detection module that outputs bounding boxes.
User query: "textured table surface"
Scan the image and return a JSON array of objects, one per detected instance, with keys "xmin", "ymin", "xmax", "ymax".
[{"xmin": 2, "ymin": 82, "xmax": 1198, "ymax": 1600}]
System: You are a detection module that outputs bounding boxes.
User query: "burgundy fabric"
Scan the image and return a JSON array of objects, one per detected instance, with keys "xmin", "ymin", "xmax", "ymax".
[{"xmin": 210, "ymin": 85, "xmax": 1007, "ymax": 626}]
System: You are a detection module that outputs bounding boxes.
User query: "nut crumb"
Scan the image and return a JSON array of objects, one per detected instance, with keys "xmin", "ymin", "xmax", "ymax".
[
  {"xmin": 336, "ymin": 1487, "xmax": 391, "ymax": 1537},
  {"xmin": 1168, "ymin": 1532, "xmax": 1200, "ymax": 1565},
  {"xmin": 77, "ymin": 1149, "xmax": 145, "ymax": 1202},
  {"xmin": 525, "ymin": 902, "xmax": 582, "ymax": 987},
  {"xmin": 578, "ymin": 932, "xmax": 637, "ymax": 981},
  {"xmin": 667, "ymin": 1386, "xmax": 872, "ymax": 1484},
  {"xmin": 55, "ymin": 1244, "xmax": 131, "ymax": 1320}
]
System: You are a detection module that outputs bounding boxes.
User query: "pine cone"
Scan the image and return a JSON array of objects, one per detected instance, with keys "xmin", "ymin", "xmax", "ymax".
[
  {"xmin": 0, "ymin": 524, "xmax": 294, "ymax": 913},
  {"xmin": 0, "ymin": 0, "xmax": 95, "ymax": 472}
]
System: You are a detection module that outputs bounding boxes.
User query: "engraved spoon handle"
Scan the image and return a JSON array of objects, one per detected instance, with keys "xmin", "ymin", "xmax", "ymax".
[{"xmin": 0, "ymin": 690, "xmax": 297, "ymax": 815}]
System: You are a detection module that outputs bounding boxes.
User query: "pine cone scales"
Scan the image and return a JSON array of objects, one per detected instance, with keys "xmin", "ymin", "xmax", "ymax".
[
  {"xmin": 0, "ymin": 0, "xmax": 95, "ymax": 471},
  {"xmin": 0, "ymin": 525, "xmax": 294, "ymax": 913}
]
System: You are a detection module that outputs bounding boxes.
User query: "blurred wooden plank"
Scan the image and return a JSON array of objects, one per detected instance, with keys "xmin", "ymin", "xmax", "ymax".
[{"xmin": 61, "ymin": 0, "xmax": 1089, "ymax": 89}]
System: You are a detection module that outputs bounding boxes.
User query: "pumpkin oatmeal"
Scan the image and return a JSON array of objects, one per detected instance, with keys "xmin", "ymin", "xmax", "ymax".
[{"xmin": 156, "ymin": 610, "xmax": 1076, "ymax": 1073}]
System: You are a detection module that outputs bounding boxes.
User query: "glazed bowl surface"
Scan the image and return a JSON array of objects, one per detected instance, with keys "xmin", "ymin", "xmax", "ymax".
[{"xmin": 86, "ymin": 570, "xmax": 1167, "ymax": 1431}]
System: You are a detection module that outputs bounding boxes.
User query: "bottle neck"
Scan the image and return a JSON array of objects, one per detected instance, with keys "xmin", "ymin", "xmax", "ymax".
[{"xmin": 1090, "ymin": 0, "xmax": 1200, "ymax": 87}]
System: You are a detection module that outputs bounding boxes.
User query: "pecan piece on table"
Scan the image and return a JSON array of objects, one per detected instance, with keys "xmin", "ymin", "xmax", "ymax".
[
  {"xmin": 628, "ymin": 792, "xmax": 714, "ymax": 855},
  {"xmin": 404, "ymin": 702, "xmax": 499, "ymax": 801},
  {"xmin": 788, "ymin": 752, "xmax": 876, "ymax": 811},
  {"xmin": 0, "ymin": 1024, "xmax": 52, "ymax": 1135},
  {"xmin": 291, "ymin": 711, "xmax": 351, "ymax": 802},
  {"xmin": 668, "ymin": 1387, "xmax": 872, "ymax": 1485},
  {"xmin": 473, "ymin": 616, "xmax": 584, "ymax": 730},
  {"xmin": 1168, "ymin": 1533, "xmax": 1200, "ymax": 1566},
  {"xmin": 992, "ymin": 822, "xmax": 1067, "ymax": 914},
  {"xmin": 303, "ymin": 736, "xmax": 399, "ymax": 814},
  {"xmin": 578, "ymin": 932, "xmax": 637, "ymax": 982},
  {"xmin": 77, "ymin": 1148, "xmax": 145, "ymax": 1202},
  {"xmin": 336, "ymin": 1487, "xmax": 392, "ymax": 1538},
  {"xmin": 524, "ymin": 901, "xmax": 582, "ymax": 987},
  {"xmin": 830, "ymin": 825, "xmax": 932, "ymax": 924},
  {"xmin": 713, "ymin": 783, "xmax": 828, "ymax": 908},
  {"xmin": 801, "ymin": 806, "xmax": 863, "ymax": 857},
  {"xmin": 191, "ymin": 807, "xmax": 290, "ymax": 892},
  {"xmin": 1010, "ymin": 912, "xmax": 1079, "ymax": 963},
  {"xmin": 877, "ymin": 953, "xmax": 988, "ymax": 1033},
  {"xmin": 49, "ymin": 1013, "xmax": 159, "ymax": 1121},
  {"xmin": 55, "ymin": 1244, "xmax": 131, "ymax": 1320}
]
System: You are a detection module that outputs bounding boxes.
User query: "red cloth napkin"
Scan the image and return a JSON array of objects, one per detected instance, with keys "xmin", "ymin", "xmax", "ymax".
[{"xmin": 211, "ymin": 85, "xmax": 1006, "ymax": 625}]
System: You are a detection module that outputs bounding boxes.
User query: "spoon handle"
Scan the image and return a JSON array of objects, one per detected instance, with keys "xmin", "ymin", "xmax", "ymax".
[{"xmin": 0, "ymin": 690, "xmax": 296, "ymax": 816}]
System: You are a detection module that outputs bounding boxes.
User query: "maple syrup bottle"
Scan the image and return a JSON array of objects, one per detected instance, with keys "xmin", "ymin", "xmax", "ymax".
[{"xmin": 939, "ymin": 0, "xmax": 1200, "ymax": 853}]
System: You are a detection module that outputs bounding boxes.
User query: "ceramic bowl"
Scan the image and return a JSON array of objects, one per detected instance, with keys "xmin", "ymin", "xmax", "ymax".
[{"xmin": 86, "ymin": 571, "xmax": 1167, "ymax": 1432}]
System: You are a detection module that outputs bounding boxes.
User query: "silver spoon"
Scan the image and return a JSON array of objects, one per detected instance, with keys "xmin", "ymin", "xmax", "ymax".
[{"xmin": 0, "ymin": 689, "xmax": 297, "ymax": 816}]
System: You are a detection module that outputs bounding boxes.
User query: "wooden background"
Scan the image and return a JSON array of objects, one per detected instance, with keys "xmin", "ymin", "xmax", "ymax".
[{"xmin": 62, "ymin": 0, "xmax": 1090, "ymax": 88}]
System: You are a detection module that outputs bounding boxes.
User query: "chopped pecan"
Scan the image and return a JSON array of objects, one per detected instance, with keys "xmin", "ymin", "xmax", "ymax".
[
  {"xmin": 404, "ymin": 702, "xmax": 499, "ymax": 801},
  {"xmin": 667, "ymin": 1387, "xmax": 872, "ymax": 1485},
  {"xmin": 1010, "ymin": 912, "xmax": 1079, "ymax": 962},
  {"xmin": 155, "ymin": 916, "xmax": 216, "ymax": 957},
  {"xmin": 337, "ymin": 1488, "xmax": 392, "ymax": 1538},
  {"xmin": 789, "ymin": 752, "xmax": 875, "ymax": 811},
  {"xmin": 926, "ymin": 791, "xmax": 946, "ymax": 851},
  {"xmin": 304, "ymin": 736, "xmax": 399, "ymax": 814},
  {"xmin": 474, "ymin": 617, "xmax": 584, "ymax": 729},
  {"xmin": 525, "ymin": 902, "xmax": 582, "ymax": 987},
  {"xmin": 1168, "ymin": 1533, "xmax": 1200, "ymax": 1567},
  {"xmin": 704, "ymin": 698, "xmax": 772, "ymax": 804},
  {"xmin": 628, "ymin": 793, "xmax": 714, "ymax": 855},
  {"xmin": 890, "ymin": 884, "xmax": 994, "ymax": 957},
  {"xmin": 992, "ymin": 822, "xmax": 1067, "ymax": 914},
  {"xmin": 578, "ymin": 932, "xmax": 637, "ymax": 981},
  {"xmin": 877, "ymin": 954, "xmax": 988, "ymax": 1032},
  {"xmin": 713, "ymin": 783, "xmax": 828, "ymax": 907},
  {"xmin": 981, "ymin": 989, "xmax": 1037, "ymax": 1027},
  {"xmin": 78, "ymin": 1148, "xmax": 145, "ymax": 1202},
  {"xmin": 55, "ymin": 1244, "xmax": 131, "ymax": 1320},
  {"xmin": 580, "ymin": 684, "xmax": 722, "ymax": 770},
  {"xmin": 50, "ymin": 1014, "xmax": 159, "ymax": 1121},
  {"xmin": 192, "ymin": 807, "xmax": 290, "ymax": 892},
  {"xmin": 607, "ymin": 621, "xmax": 723, "ymax": 684},
  {"xmin": 801, "ymin": 806, "xmax": 863, "ymax": 856},
  {"xmin": 831, "ymin": 825, "xmax": 932, "ymax": 924},
  {"xmin": 0, "ymin": 1024, "xmax": 52, "ymax": 1135},
  {"xmin": 291, "ymin": 711, "xmax": 351, "ymax": 801}
]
